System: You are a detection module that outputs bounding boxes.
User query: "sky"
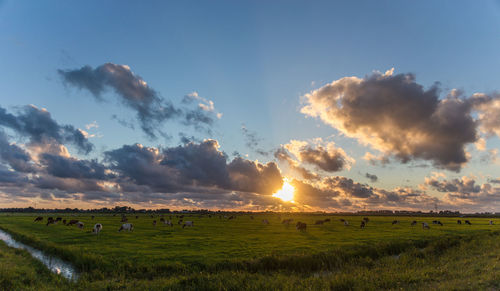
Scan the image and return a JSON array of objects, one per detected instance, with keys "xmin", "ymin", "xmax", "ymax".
[{"xmin": 1, "ymin": 1, "xmax": 500, "ymax": 212}]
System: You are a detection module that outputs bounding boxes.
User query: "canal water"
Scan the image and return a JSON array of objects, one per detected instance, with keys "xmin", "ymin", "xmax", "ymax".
[{"xmin": 0, "ymin": 228, "xmax": 78, "ymax": 281}]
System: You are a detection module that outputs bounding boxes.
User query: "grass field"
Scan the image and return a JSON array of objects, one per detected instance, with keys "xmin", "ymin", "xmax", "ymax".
[{"xmin": 0, "ymin": 213, "xmax": 499, "ymax": 290}]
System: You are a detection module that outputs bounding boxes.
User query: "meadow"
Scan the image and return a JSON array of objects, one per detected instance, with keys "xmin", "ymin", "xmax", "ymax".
[{"xmin": 0, "ymin": 213, "xmax": 499, "ymax": 290}]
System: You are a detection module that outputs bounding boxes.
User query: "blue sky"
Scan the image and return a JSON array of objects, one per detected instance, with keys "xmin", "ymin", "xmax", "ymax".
[{"xmin": 1, "ymin": 1, "xmax": 500, "ymax": 211}]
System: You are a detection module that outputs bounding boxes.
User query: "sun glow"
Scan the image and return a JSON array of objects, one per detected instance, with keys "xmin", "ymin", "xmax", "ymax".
[{"xmin": 272, "ymin": 179, "xmax": 295, "ymax": 202}]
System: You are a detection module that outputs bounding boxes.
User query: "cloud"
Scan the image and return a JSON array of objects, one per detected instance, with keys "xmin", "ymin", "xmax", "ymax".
[
  {"xmin": 289, "ymin": 176, "xmax": 440, "ymax": 211},
  {"xmin": 425, "ymin": 176, "xmax": 500, "ymax": 212},
  {"xmin": 301, "ymin": 70, "xmax": 478, "ymax": 171},
  {"xmin": 425, "ymin": 176, "xmax": 480, "ymax": 194},
  {"xmin": 275, "ymin": 139, "xmax": 353, "ymax": 180},
  {"xmin": 0, "ymin": 105, "xmax": 93, "ymax": 154},
  {"xmin": 285, "ymin": 140, "xmax": 353, "ymax": 172},
  {"xmin": 0, "ymin": 131, "xmax": 36, "ymax": 173},
  {"xmin": 472, "ymin": 93, "xmax": 500, "ymax": 137},
  {"xmin": 241, "ymin": 124, "xmax": 268, "ymax": 156},
  {"xmin": 274, "ymin": 148, "xmax": 319, "ymax": 180},
  {"xmin": 365, "ymin": 173, "xmax": 378, "ymax": 182},
  {"xmin": 105, "ymin": 139, "xmax": 283, "ymax": 195},
  {"xmin": 181, "ymin": 93, "xmax": 222, "ymax": 134},
  {"xmin": 39, "ymin": 153, "xmax": 113, "ymax": 180},
  {"xmin": 59, "ymin": 63, "xmax": 180, "ymax": 139},
  {"xmin": 59, "ymin": 64, "xmax": 220, "ymax": 139}
]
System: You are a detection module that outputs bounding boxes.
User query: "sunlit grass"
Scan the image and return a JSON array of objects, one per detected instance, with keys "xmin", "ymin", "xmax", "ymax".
[{"xmin": 0, "ymin": 213, "xmax": 499, "ymax": 289}]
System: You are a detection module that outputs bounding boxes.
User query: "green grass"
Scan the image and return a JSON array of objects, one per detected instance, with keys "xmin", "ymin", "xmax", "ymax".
[
  {"xmin": 0, "ymin": 240, "xmax": 72, "ymax": 290},
  {"xmin": 0, "ymin": 213, "xmax": 499, "ymax": 290}
]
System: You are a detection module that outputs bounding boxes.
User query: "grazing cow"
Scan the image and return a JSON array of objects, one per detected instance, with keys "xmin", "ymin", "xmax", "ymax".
[
  {"xmin": 489, "ymin": 220, "xmax": 494, "ymax": 225},
  {"xmin": 436, "ymin": 221, "xmax": 443, "ymax": 226},
  {"xmin": 179, "ymin": 215, "xmax": 184, "ymax": 219},
  {"xmin": 153, "ymin": 220, "xmax": 157, "ymax": 226},
  {"xmin": 363, "ymin": 217, "xmax": 370, "ymax": 223},
  {"xmin": 422, "ymin": 222, "xmax": 430, "ymax": 229},
  {"xmin": 324, "ymin": 218, "xmax": 331, "ymax": 223},
  {"xmin": 46, "ymin": 217, "xmax": 55, "ymax": 226},
  {"xmin": 34, "ymin": 216, "xmax": 43, "ymax": 222},
  {"xmin": 93, "ymin": 223, "xmax": 102, "ymax": 234},
  {"xmin": 228, "ymin": 216, "xmax": 235, "ymax": 220},
  {"xmin": 182, "ymin": 221, "xmax": 194, "ymax": 228},
  {"xmin": 55, "ymin": 217, "xmax": 62, "ymax": 222},
  {"xmin": 76, "ymin": 221, "xmax": 84, "ymax": 229},
  {"xmin": 118, "ymin": 223, "xmax": 133, "ymax": 232},
  {"xmin": 457, "ymin": 220, "xmax": 462, "ymax": 225},
  {"xmin": 344, "ymin": 220, "xmax": 349, "ymax": 226},
  {"xmin": 314, "ymin": 220, "xmax": 324, "ymax": 225},
  {"xmin": 296, "ymin": 222, "xmax": 307, "ymax": 232},
  {"xmin": 262, "ymin": 219, "xmax": 269, "ymax": 225},
  {"xmin": 360, "ymin": 221, "xmax": 365, "ymax": 228},
  {"xmin": 66, "ymin": 219, "xmax": 79, "ymax": 226},
  {"xmin": 62, "ymin": 219, "xmax": 67, "ymax": 225},
  {"xmin": 392, "ymin": 220, "xmax": 400, "ymax": 225},
  {"xmin": 465, "ymin": 220, "xmax": 472, "ymax": 225},
  {"xmin": 250, "ymin": 216, "xmax": 254, "ymax": 220},
  {"xmin": 178, "ymin": 219, "xmax": 183, "ymax": 225},
  {"xmin": 91, "ymin": 215, "xmax": 95, "ymax": 220},
  {"xmin": 411, "ymin": 220, "xmax": 417, "ymax": 226},
  {"xmin": 339, "ymin": 219, "xmax": 345, "ymax": 222}
]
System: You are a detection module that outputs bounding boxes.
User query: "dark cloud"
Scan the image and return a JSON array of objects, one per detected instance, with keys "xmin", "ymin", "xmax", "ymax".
[
  {"xmin": 105, "ymin": 140, "xmax": 283, "ymax": 195},
  {"xmin": 39, "ymin": 153, "xmax": 112, "ymax": 180},
  {"xmin": 0, "ymin": 105, "xmax": 93, "ymax": 154},
  {"xmin": 0, "ymin": 164, "xmax": 27, "ymax": 185},
  {"xmin": 323, "ymin": 176, "xmax": 375, "ymax": 198},
  {"xmin": 427, "ymin": 176, "xmax": 500, "ymax": 212},
  {"xmin": 181, "ymin": 92, "xmax": 221, "ymax": 132},
  {"xmin": 59, "ymin": 64, "xmax": 219, "ymax": 139},
  {"xmin": 297, "ymin": 145, "xmax": 349, "ymax": 172},
  {"xmin": 274, "ymin": 140, "xmax": 351, "ymax": 181},
  {"xmin": 365, "ymin": 173, "xmax": 378, "ymax": 183},
  {"xmin": 59, "ymin": 63, "xmax": 180, "ymax": 139},
  {"xmin": 302, "ymin": 70, "xmax": 478, "ymax": 171},
  {"xmin": 227, "ymin": 157, "xmax": 282, "ymax": 195},
  {"xmin": 0, "ymin": 131, "xmax": 36, "ymax": 172},
  {"xmin": 425, "ymin": 176, "xmax": 481, "ymax": 194},
  {"xmin": 290, "ymin": 176, "xmax": 440, "ymax": 211}
]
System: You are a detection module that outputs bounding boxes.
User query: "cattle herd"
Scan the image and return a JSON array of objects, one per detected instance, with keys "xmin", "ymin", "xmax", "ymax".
[{"xmin": 32, "ymin": 214, "xmax": 496, "ymax": 234}]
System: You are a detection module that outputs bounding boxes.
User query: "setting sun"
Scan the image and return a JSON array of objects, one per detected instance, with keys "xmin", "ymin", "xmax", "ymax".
[{"xmin": 272, "ymin": 179, "xmax": 295, "ymax": 202}]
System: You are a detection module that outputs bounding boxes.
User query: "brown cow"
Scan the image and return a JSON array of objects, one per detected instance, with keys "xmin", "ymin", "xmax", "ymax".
[
  {"xmin": 46, "ymin": 217, "xmax": 55, "ymax": 226},
  {"xmin": 66, "ymin": 219, "xmax": 79, "ymax": 226},
  {"xmin": 296, "ymin": 222, "xmax": 307, "ymax": 232},
  {"xmin": 34, "ymin": 216, "xmax": 43, "ymax": 222}
]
